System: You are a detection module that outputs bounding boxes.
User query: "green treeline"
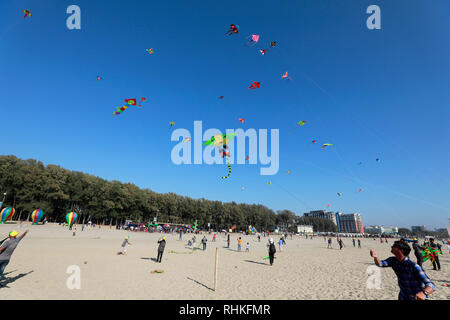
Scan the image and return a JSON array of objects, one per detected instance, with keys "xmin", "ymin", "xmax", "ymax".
[{"xmin": 0, "ymin": 155, "xmax": 337, "ymax": 232}]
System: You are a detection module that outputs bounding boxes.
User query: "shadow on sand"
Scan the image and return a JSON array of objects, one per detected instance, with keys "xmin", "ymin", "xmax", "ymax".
[
  {"xmin": 0, "ymin": 270, "xmax": 34, "ymax": 288},
  {"xmin": 186, "ymin": 277, "xmax": 214, "ymax": 291},
  {"xmin": 243, "ymin": 260, "xmax": 270, "ymax": 266}
]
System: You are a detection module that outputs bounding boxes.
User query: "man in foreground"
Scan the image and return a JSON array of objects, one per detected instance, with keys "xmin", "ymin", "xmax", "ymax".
[
  {"xmin": 0, "ymin": 230, "xmax": 29, "ymax": 286},
  {"xmin": 370, "ymin": 240, "xmax": 436, "ymax": 300}
]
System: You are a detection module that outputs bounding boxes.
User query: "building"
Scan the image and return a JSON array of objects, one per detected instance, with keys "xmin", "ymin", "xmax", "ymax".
[
  {"xmin": 297, "ymin": 225, "xmax": 314, "ymax": 234},
  {"xmin": 303, "ymin": 210, "xmax": 337, "ymax": 225},
  {"xmin": 411, "ymin": 226, "xmax": 426, "ymax": 233},
  {"xmin": 365, "ymin": 225, "xmax": 398, "ymax": 235},
  {"xmin": 335, "ymin": 212, "xmax": 364, "ymax": 234}
]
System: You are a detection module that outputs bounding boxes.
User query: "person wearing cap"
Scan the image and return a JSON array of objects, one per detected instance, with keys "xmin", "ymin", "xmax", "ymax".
[
  {"xmin": 412, "ymin": 238, "xmax": 425, "ymax": 267},
  {"xmin": 0, "ymin": 230, "xmax": 29, "ymax": 284},
  {"xmin": 267, "ymin": 238, "xmax": 276, "ymax": 266},
  {"xmin": 118, "ymin": 236, "xmax": 131, "ymax": 255},
  {"xmin": 157, "ymin": 236, "xmax": 166, "ymax": 263},
  {"xmin": 370, "ymin": 240, "xmax": 436, "ymax": 300}
]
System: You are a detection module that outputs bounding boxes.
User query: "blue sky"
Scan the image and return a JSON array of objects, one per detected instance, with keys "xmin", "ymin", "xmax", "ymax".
[{"xmin": 1, "ymin": 0, "xmax": 449, "ymax": 229}]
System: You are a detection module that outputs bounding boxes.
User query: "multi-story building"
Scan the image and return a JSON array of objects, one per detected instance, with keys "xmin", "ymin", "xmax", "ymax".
[
  {"xmin": 335, "ymin": 212, "xmax": 364, "ymax": 233},
  {"xmin": 303, "ymin": 210, "xmax": 337, "ymax": 225},
  {"xmin": 365, "ymin": 225, "xmax": 398, "ymax": 235}
]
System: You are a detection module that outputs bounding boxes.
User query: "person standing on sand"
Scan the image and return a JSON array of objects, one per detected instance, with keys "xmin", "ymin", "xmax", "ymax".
[
  {"xmin": 358, "ymin": 238, "xmax": 361, "ymax": 248},
  {"xmin": 370, "ymin": 240, "xmax": 436, "ymax": 300},
  {"xmin": 352, "ymin": 238, "xmax": 356, "ymax": 247},
  {"xmin": 327, "ymin": 237, "xmax": 332, "ymax": 249},
  {"xmin": 0, "ymin": 230, "xmax": 29, "ymax": 285},
  {"xmin": 118, "ymin": 236, "xmax": 131, "ymax": 255},
  {"xmin": 338, "ymin": 238, "xmax": 344, "ymax": 250},
  {"xmin": 157, "ymin": 236, "xmax": 166, "ymax": 263},
  {"xmin": 227, "ymin": 234, "xmax": 230, "ymax": 248},
  {"xmin": 412, "ymin": 239, "xmax": 424, "ymax": 267},
  {"xmin": 237, "ymin": 237, "xmax": 242, "ymax": 251},
  {"xmin": 201, "ymin": 236, "xmax": 208, "ymax": 251},
  {"xmin": 268, "ymin": 238, "xmax": 276, "ymax": 266},
  {"xmin": 429, "ymin": 238, "xmax": 441, "ymax": 271},
  {"xmin": 278, "ymin": 238, "xmax": 283, "ymax": 251}
]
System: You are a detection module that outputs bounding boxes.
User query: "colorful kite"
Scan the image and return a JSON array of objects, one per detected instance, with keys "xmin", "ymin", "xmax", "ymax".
[
  {"xmin": 297, "ymin": 121, "xmax": 306, "ymax": 126},
  {"xmin": 222, "ymin": 158, "xmax": 232, "ymax": 179},
  {"xmin": 312, "ymin": 140, "xmax": 316, "ymax": 143},
  {"xmin": 146, "ymin": 48, "xmax": 154, "ymax": 54},
  {"xmin": 422, "ymin": 246, "xmax": 442, "ymax": 265},
  {"xmin": 321, "ymin": 144, "xmax": 334, "ymax": 150},
  {"xmin": 238, "ymin": 118, "xmax": 245, "ymax": 123},
  {"xmin": 246, "ymin": 155, "xmax": 249, "ymax": 161},
  {"xmin": 246, "ymin": 35, "xmax": 260, "ymax": 46},
  {"xmin": 226, "ymin": 24, "xmax": 239, "ymax": 35},
  {"xmin": 337, "ymin": 193, "xmax": 342, "ymax": 197},
  {"xmin": 125, "ymin": 99, "xmax": 137, "ymax": 106},
  {"xmin": 259, "ymin": 49, "xmax": 267, "ymax": 55},
  {"xmin": 358, "ymin": 188, "xmax": 363, "ymax": 192},
  {"xmin": 66, "ymin": 211, "xmax": 78, "ymax": 228},
  {"xmin": 218, "ymin": 96, "xmax": 224, "ymax": 99},
  {"xmin": 22, "ymin": 10, "xmax": 31, "ymax": 18},
  {"xmin": 286, "ymin": 170, "xmax": 291, "ymax": 175},
  {"xmin": 193, "ymin": 220, "xmax": 198, "ymax": 231},
  {"xmin": 268, "ymin": 181, "xmax": 272, "ymax": 185},
  {"xmin": 113, "ymin": 105, "xmax": 129, "ymax": 116},
  {"xmin": 96, "ymin": 76, "xmax": 102, "ymax": 81},
  {"xmin": 31, "ymin": 209, "xmax": 44, "ymax": 225},
  {"xmin": 0, "ymin": 207, "xmax": 14, "ymax": 224},
  {"xmin": 248, "ymin": 225, "xmax": 257, "ymax": 234},
  {"xmin": 169, "ymin": 121, "xmax": 175, "ymax": 127},
  {"xmin": 137, "ymin": 97, "xmax": 146, "ymax": 107},
  {"xmin": 270, "ymin": 41, "xmax": 276, "ymax": 47},
  {"xmin": 249, "ymin": 82, "xmax": 260, "ymax": 90},
  {"xmin": 241, "ymin": 186, "xmax": 245, "ymax": 191},
  {"xmin": 203, "ymin": 133, "xmax": 237, "ymax": 147}
]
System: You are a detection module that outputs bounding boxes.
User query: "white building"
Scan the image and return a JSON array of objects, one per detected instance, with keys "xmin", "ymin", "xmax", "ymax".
[
  {"xmin": 365, "ymin": 225, "xmax": 398, "ymax": 235},
  {"xmin": 297, "ymin": 225, "xmax": 314, "ymax": 234}
]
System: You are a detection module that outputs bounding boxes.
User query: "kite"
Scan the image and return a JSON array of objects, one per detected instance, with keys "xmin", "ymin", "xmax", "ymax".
[
  {"xmin": 0, "ymin": 207, "xmax": 14, "ymax": 224},
  {"xmin": 22, "ymin": 10, "xmax": 31, "ymax": 18},
  {"xmin": 66, "ymin": 211, "xmax": 78, "ymax": 228},
  {"xmin": 246, "ymin": 155, "xmax": 249, "ymax": 161},
  {"xmin": 238, "ymin": 118, "xmax": 245, "ymax": 123},
  {"xmin": 222, "ymin": 158, "xmax": 232, "ymax": 179},
  {"xmin": 249, "ymin": 82, "xmax": 260, "ymax": 90},
  {"xmin": 321, "ymin": 144, "xmax": 334, "ymax": 150},
  {"xmin": 203, "ymin": 133, "xmax": 237, "ymax": 147},
  {"xmin": 226, "ymin": 24, "xmax": 239, "ymax": 35},
  {"xmin": 281, "ymin": 72, "xmax": 292, "ymax": 80},
  {"xmin": 327, "ymin": 204, "xmax": 331, "ymax": 207},
  {"xmin": 312, "ymin": 140, "xmax": 316, "ymax": 143},
  {"xmin": 241, "ymin": 186, "xmax": 245, "ymax": 191},
  {"xmin": 146, "ymin": 48, "xmax": 154, "ymax": 54},
  {"xmin": 96, "ymin": 76, "xmax": 102, "ymax": 81},
  {"xmin": 337, "ymin": 193, "xmax": 342, "ymax": 197},
  {"xmin": 270, "ymin": 41, "xmax": 276, "ymax": 47},
  {"xmin": 231, "ymin": 224, "xmax": 236, "ymax": 230},
  {"xmin": 169, "ymin": 121, "xmax": 175, "ymax": 127},
  {"xmin": 113, "ymin": 105, "xmax": 129, "ymax": 116},
  {"xmin": 286, "ymin": 170, "xmax": 291, "ymax": 175},
  {"xmin": 137, "ymin": 97, "xmax": 146, "ymax": 107},
  {"xmin": 218, "ymin": 96, "xmax": 224, "ymax": 99},
  {"xmin": 268, "ymin": 181, "xmax": 272, "ymax": 185},
  {"xmin": 246, "ymin": 35, "xmax": 260, "ymax": 46},
  {"xmin": 422, "ymin": 246, "xmax": 442, "ymax": 265},
  {"xmin": 376, "ymin": 158, "xmax": 380, "ymax": 162},
  {"xmin": 259, "ymin": 49, "xmax": 267, "ymax": 55},
  {"xmin": 297, "ymin": 121, "xmax": 306, "ymax": 126},
  {"xmin": 31, "ymin": 209, "xmax": 44, "ymax": 225},
  {"xmin": 248, "ymin": 225, "xmax": 257, "ymax": 234},
  {"xmin": 125, "ymin": 99, "xmax": 137, "ymax": 106},
  {"xmin": 358, "ymin": 188, "xmax": 363, "ymax": 192}
]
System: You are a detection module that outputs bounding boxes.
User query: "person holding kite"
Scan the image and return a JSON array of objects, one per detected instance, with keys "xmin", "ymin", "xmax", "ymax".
[
  {"xmin": 157, "ymin": 236, "xmax": 166, "ymax": 263},
  {"xmin": 370, "ymin": 241, "xmax": 436, "ymax": 300},
  {"xmin": 0, "ymin": 229, "xmax": 29, "ymax": 286},
  {"xmin": 118, "ymin": 236, "xmax": 132, "ymax": 255}
]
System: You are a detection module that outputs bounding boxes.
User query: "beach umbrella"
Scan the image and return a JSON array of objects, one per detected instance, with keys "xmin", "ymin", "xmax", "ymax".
[
  {"xmin": 0, "ymin": 207, "xmax": 14, "ymax": 224},
  {"xmin": 66, "ymin": 211, "xmax": 78, "ymax": 228},
  {"xmin": 31, "ymin": 209, "xmax": 44, "ymax": 225}
]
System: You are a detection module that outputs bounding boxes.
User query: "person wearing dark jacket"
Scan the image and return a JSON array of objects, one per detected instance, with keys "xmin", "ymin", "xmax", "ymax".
[
  {"xmin": 268, "ymin": 238, "xmax": 276, "ymax": 266},
  {"xmin": 201, "ymin": 236, "xmax": 207, "ymax": 251},
  {"xmin": 412, "ymin": 239, "xmax": 424, "ymax": 267},
  {"xmin": 157, "ymin": 236, "xmax": 166, "ymax": 263},
  {"xmin": 429, "ymin": 238, "xmax": 441, "ymax": 271}
]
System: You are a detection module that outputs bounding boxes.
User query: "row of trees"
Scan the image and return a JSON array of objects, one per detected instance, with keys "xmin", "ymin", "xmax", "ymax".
[
  {"xmin": 0, "ymin": 155, "xmax": 337, "ymax": 232},
  {"xmin": 397, "ymin": 227, "xmax": 448, "ymax": 239}
]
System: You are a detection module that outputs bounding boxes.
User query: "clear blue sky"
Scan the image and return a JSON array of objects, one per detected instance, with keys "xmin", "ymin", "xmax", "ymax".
[{"xmin": 1, "ymin": 0, "xmax": 449, "ymax": 229}]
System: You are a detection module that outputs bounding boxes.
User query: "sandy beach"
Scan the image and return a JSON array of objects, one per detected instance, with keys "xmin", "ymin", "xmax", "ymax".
[{"xmin": 0, "ymin": 222, "xmax": 448, "ymax": 300}]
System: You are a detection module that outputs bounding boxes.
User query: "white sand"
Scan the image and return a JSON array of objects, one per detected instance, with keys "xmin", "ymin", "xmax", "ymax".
[{"xmin": 0, "ymin": 222, "xmax": 448, "ymax": 300}]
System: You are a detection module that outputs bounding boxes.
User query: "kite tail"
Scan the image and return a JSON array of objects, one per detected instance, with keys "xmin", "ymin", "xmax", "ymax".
[{"xmin": 221, "ymin": 159, "xmax": 231, "ymax": 179}]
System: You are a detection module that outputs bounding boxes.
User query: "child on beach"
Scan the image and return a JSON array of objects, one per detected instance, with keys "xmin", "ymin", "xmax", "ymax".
[
  {"xmin": 237, "ymin": 237, "xmax": 242, "ymax": 251},
  {"xmin": 278, "ymin": 238, "xmax": 283, "ymax": 251},
  {"xmin": 246, "ymin": 242, "xmax": 250, "ymax": 252},
  {"xmin": 118, "ymin": 236, "xmax": 131, "ymax": 255}
]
